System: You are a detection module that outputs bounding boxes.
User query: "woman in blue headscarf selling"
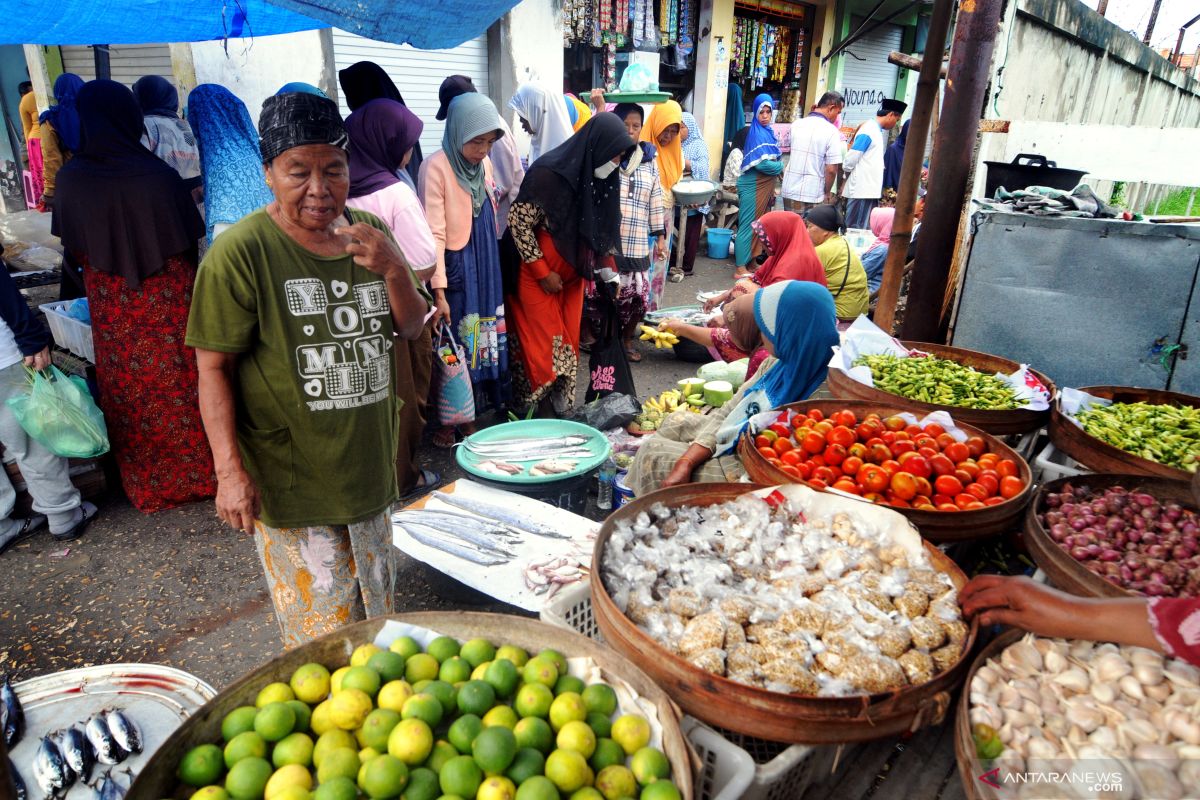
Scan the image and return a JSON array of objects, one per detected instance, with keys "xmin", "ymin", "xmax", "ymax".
[
  {"xmin": 731, "ymin": 94, "xmax": 783, "ymax": 275},
  {"xmin": 626, "ymin": 280, "xmax": 838, "ymax": 495}
]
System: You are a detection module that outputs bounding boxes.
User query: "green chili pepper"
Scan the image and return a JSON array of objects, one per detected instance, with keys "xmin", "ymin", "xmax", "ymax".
[
  {"xmin": 852, "ymin": 354, "xmax": 1022, "ymax": 411},
  {"xmin": 1076, "ymin": 401, "xmax": 1200, "ymax": 473}
]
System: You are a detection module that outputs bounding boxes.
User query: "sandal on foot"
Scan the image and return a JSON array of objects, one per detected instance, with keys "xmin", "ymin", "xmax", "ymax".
[
  {"xmin": 432, "ymin": 428, "xmax": 457, "ymax": 449},
  {"xmin": 0, "ymin": 514, "xmax": 47, "ymax": 555},
  {"xmin": 625, "ymin": 348, "xmax": 643, "ymax": 362}
]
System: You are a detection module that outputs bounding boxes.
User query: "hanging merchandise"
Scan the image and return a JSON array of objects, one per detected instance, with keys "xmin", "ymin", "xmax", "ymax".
[
  {"xmin": 616, "ymin": 0, "xmax": 630, "ymax": 41},
  {"xmin": 780, "ymin": 88, "xmax": 801, "ymax": 123},
  {"xmin": 769, "ymin": 26, "xmax": 789, "ymax": 83},
  {"xmin": 632, "ymin": 0, "xmax": 656, "ymax": 48},
  {"xmin": 604, "ymin": 41, "xmax": 618, "ymax": 88},
  {"xmin": 676, "ymin": 0, "xmax": 696, "ymax": 58},
  {"xmin": 792, "ymin": 28, "xmax": 806, "ymax": 80}
]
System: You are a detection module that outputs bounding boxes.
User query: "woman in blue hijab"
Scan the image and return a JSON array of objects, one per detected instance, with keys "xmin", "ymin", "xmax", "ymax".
[
  {"xmin": 731, "ymin": 94, "xmax": 783, "ymax": 274},
  {"xmin": 626, "ymin": 280, "xmax": 838, "ymax": 494},
  {"xmin": 187, "ymin": 84, "xmax": 274, "ymax": 242},
  {"xmin": 38, "ymin": 73, "xmax": 85, "ymax": 208}
]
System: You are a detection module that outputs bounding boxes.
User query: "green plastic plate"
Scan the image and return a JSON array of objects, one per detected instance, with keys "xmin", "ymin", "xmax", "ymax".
[
  {"xmin": 455, "ymin": 419, "xmax": 612, "ymax": 485},
  {"xmin": 603, "ymin": 91, "xmax": 672, "ymax": 104}
]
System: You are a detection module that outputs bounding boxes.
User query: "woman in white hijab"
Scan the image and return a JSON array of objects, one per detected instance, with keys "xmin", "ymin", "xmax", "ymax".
[{"xmin": 508, "ymin": 84, "xmax": 574, "ymax": 163}]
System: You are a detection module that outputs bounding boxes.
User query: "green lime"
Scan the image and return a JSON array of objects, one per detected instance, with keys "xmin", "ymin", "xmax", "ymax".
[
  {"xmin": 425, "ymin": 740, "xmax": 458, "ymax": 773},
  {"xmin": 548, "ymin": 693, "xmax": 587, "ymax": 732},
  {"xmin": 360, "ymin": 754, "xmax": 410, "ymax": 799},
  {"xmin": 388, "ymin": 718, "xmax": 434, "ymax": 766},
  {"xmin": 359, "ymin": 708, "xmax": 402, "ymax": 752},
  {"xmin": 290, "ymin": 663, "xmax": 332, "ymax": 705},
  {"xmin": 264, "ymin": 764, "xmax": 312, "ymax": 799},
  {"xmin": 224, "ymin": 731, "xmax": 268, "ymax": 768},
  {"xmin": 313, "ymin": 776, "xmax": 358, "ymax": 800},
  {"xmin": 402, "ymin": 767, "xmax": 441, "ymax": 800},
  {"xmin": 254, "ymin": 702, "xmax": 296, "ymax": 743},
  {"xmin": 401, "ymin": 693, "xmax": 444, "ymax": 728},
  {"xmin": 178, "ymin": 743, "xmax": 225, "ymax": 786},
  {"xmin": 556, "ymin": 721, "xmax": 596, "ymax": 759},
  {"xmin": 522, "ymin": 657, "xmax": 558, "ymax": 689},
  {"xmin": 554, "ymin": 676, "xmax": 585, "ymax": 697},
  {"xmin": 514, "ymin": 683, "xmax": 554, "ymax": 719},
  {"xmin": 586, "ymin": 712, "xmax": 611, "ymax": 740},
  {"xmin": 630, "ymin": 747, "xmax": 670, "ymax": 785},
  {"xmin": 192, "ymin": 788, "xmax": 232, "ymax": 800},
  {"xmin": 505, "ymin": 748, "xmax": 545, "ymax": 785},
  {"xmin": 570, "ymin": 790, "xmax": 604, "ymax": 800},
  {"xmin": 341, "ymin": 665, "xmax": 383, "ymax": 698},
  {"xmin": 595, "ymin": 765, "xmax": 637, "ymax": 800},
  {"xmin": 545, "ymin": 749, "xmax": 590, "ymax": 793},
  {"xmin": 537, "ymin": 650, "xmax": 568, "ymax": 677},
  {"xmin": 272, "ymin": 732, "xmax": 315, "ymax": 768},
  {"xmin": 426, "ymin": 636, "xmax": 461, "ymax": 664},
  {"xmin": 455, "ymin": 680, "xmax": 496, "ymax": 717},
  {"xmin": 581, "ymin": 684, "xmax": 617, "ymax": 717},
  {"xmin": 589, "ymin": 739, "xmax": 624, "ymax": 773},
  {"xmin": 256, "ymin": 683, "xmax": 296, "ymax": 708},
  {"xmin": 224, "ymin": 756, "xmax": 272, "ymax": 800},
  {"xmin": 447, "ymin": 713, "xmax": 484, "ymax": 754},
  {"xmin": 422, "ymin": 680, "xmax": 457, "ymax": 715},
  {"xmin": 222, "ymin": 707, "xmax": 259, "ymax": 742},
  {"xmin": 405, "ymin": 654, "xmax": 440, "ymax": 684},
  {"xmin": 484, "ymin": 659, "xmax": 520, "ymax": 698},
  {"xmin": 438, "ymin": 657, "xmax": 472, "ymax": 685},
  {"xmin": 412, "ymin": 680, "xmax": 433, "ymax": 694},
  {"xmin": 472, "ymin": 726, "xmax": 518, "ymax": 774},
  {"xmin": 514, "ymin": 776, "xmax": 558, "ymax": 800},
  {"xmin": 639, "ymin": 781, "xmax": 681, "ymax": 800},
  {"xmin": 438, "ymin": 755, "xmax": 483, "ymax": 798},
  {"xmin": 513, "ymin": 718, "xmax": 554, "ymax": 754},
  {"xmin": 313, "ymin": 730, "xmax": 358, "ymax": 767},
  {"xmin": 285, "ymin": 700, "xmax": 312, "ymax": 733},
  {"xmin": 495, "ymin": 646, "xmax": 529, "ymax": 668},
  {"xmin": 389, "ymin": 636, "xmax": 421, "ymax": 660},
  {"xmin": 316, "ymin": 747, "xmax": 361, "ymax": 784},
  {"xmin": 368, "ymin": 651, "xmax": 409, "ymax": 684},
  {"xmin": 459, "ymin": 638, "xmax": 496, "ymax": 669},
  {"xmin": 360, "ymin": 747, "xmax": 384, "ymax": 763}
]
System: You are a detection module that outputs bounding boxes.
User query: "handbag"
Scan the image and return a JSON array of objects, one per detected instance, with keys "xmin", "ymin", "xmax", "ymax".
[
  {"xmin": 6, "ymin": 365, "xmax": 109, "ymax": 458},
  {"xmin": 585, "ymin": 282, "xmax": 637, "ymax": 403},
  {"xmin": 432, "ymin": 322, "xmax": 476, "ymax": 427}
]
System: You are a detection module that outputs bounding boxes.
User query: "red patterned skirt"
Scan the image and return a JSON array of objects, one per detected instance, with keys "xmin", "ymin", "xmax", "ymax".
[{"xmin": 83, "ymin": 256, "xmax": 216, "ymax": 512}]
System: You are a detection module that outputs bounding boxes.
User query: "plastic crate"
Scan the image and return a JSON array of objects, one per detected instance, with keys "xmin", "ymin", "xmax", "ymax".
[
  {"xmin": 1032, "ymin": 442, "xmax": 1089, "ymax": 484},
  {"xmin": 707, "ymin": 725, "xmax": 822, "ymax": 800},
  {"xmin": 682, "ymin": 717, "xmax": 756, "ymax": 800},
  {"xmin": 539, "ymin": 578, "xmax": 603, "ymax": 642},
  {"xmin": 40, "ymin": 300, "xmax": 94, "ymax": 362}
]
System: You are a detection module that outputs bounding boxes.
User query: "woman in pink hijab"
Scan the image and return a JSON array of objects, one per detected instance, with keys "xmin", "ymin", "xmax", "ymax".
[{"xmin": 860, "ymin": 206, "xmax": 894, "ymax": 294}]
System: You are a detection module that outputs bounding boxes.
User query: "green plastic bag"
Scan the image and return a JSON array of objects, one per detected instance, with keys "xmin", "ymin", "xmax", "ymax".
[{"xmin": 6, "ymin": 365, "xmax": 110, "ymax": 458}]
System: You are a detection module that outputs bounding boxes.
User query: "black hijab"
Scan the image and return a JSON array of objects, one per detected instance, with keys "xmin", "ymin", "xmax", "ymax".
[
  {"xmin": 338, "ymin": 61, "xmax": 422, "ymax": 184},
  {"xmin": 52, "ymin": 80, "xmax": 202, "ymax": 289},
  {"xmin": 131, "ymin": 75, "xmax": 179, "ymax": 118},
  {"xmin": 513, "ymin": 112, "xmax": 634, "ymax": 269}
]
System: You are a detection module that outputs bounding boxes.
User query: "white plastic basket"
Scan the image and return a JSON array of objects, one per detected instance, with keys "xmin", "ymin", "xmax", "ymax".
[
  {"xmin": 682, "ymin": 717, "xmax": 756, "ymax": 800},
  {"xmin": 40, "ymin": 300, "xmax": 95, "ymax": 363},
  {"xmin": 1032, "ymin": 442, "xmax": 1089, "ymax": 484},
  {"xmin": 539, "ymin": 579, "xmax": 603, "ymax": 642}
]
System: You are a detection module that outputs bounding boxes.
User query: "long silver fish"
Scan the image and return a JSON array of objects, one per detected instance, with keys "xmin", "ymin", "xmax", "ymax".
[
  {"xmin": 399, "ymin": 520, "xmax": 515, "ymax": 558},
  {"xmin": 464, "ymin": 434, "xmax": 589, "ymax": 454},
  {"xmin": 84, "ymin": 716, "xmax": 122, "ymax": 765},
  {"xmin": 1, "ymin": 673, "xmax": 23, "ymax": 747},
  {"xmin": 397, "ymin": 508, "xmax": 522, "ymax": 539},
  {"xmin": 56, "ymin": 726, "xmax": 94, "ymax": 782},
  {"xmin": 399, "ymin": 524, "xmax": 510, "ymax": 565},
  {"xmin": 394, "ymin": 511, "xmax": 521, "ymax": 547},
  {"xmin": 431, "ymin": 491, "xmax": 569, "ymax": 539},
  {"xmin": 33, "ymin": 735, "xmax": 74, "ymax": 796},
  {"xmin": 104, "ymin": 710, "xmax": 141, "ymax": 755},
  {"xmin": 9, "ymin": 757, "xmax": 27, "ymax": 800},
  {"xmin": 470, "ymin": 447, "xmax": 595, "ymax": 462}
]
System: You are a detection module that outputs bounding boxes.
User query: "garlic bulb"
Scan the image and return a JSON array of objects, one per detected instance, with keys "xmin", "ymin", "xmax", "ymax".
[
  {"xmin": 1119, "ymin": 674, "xmax": 1146, "ymax": 701},
  {"xmin": 1091, "ymin": 681, "xmax": 1117, "ymax": 704},
  {"xmin": 1092, "ymin": 652, "xmax": 1132, "ymax": 683},
  {"xmin": 1001, "ymin": 638, "xmax": 1043, "ymax": 675},
  {"xmin": 1053, "ymin": 667, "xmax": 1090, "ymax": 693}
]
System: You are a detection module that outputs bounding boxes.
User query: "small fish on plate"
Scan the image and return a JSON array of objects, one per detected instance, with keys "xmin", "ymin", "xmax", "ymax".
[
  {"xmin": 529, "ymin": 459, "xmax": 578, "ymax": 477},
  {"xmin": 475, "ymin": 460, "xmax": 524, "ymax": 476}
]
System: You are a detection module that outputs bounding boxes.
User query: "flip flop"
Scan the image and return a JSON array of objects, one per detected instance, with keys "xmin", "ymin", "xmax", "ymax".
[
  {"xmin": 400, "ymin": 469, "xmax": 442, "ymax": 502},
  {"xmin": 432, "ymin": 428, "xmax": 457, "ymax": 449},
  {"xmin": 0, "ymin": 514, "xmax": 47, "ymax": 556}
]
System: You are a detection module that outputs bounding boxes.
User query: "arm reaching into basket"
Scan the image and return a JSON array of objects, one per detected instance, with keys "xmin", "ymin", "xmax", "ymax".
[{"xmin": 960, "ymin": 575, "xmax": 1200, "ymax": 667}]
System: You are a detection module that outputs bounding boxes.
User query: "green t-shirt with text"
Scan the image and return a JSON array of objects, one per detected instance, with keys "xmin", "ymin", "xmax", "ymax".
[{"xmin": 186, "ymin": 208, "xmax": 415, "ymax": 528}]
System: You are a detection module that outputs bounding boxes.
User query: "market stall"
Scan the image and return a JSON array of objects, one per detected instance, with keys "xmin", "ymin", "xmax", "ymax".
[{"xmin": 729, "ymin": 0, "xmax": 815, "ymax": 128}]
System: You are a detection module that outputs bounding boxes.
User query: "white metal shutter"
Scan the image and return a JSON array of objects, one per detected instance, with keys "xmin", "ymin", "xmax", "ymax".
[
  {"xmin": 58, "ymin": 44, "xmax": 172, "ymax": 87},
  {"xmin": 332, "ymin": 30, "xmax": 490, "ymax": 157},
  {"xmin": 837, "ymin": 23, "xmax": 902, "ymax": 127}
]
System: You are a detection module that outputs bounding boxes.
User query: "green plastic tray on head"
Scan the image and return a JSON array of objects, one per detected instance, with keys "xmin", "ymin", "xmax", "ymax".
[{"xmin": 603, "ymin": 91, "xmax": 673, "ymax": 104}]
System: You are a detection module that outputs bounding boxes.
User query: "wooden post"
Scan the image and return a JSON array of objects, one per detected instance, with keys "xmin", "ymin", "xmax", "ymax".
[{"xmin": 871, "ymin": 0, "xmax": 953, "ymax": 333}]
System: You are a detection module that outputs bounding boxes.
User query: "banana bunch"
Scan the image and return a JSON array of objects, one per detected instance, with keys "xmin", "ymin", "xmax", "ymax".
[
  {"xmin": 639, "ymin": 324, "xmax": 680, "ymax": 349},
  {"xmin": 645, "ymin": 389, "xmax": 683, "ymax": 414}
]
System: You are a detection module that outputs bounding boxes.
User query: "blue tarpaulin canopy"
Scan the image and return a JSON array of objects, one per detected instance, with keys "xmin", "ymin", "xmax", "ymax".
[{"xmin": 0, "ymin": 0, "xmax": 521, "ymax": 49}]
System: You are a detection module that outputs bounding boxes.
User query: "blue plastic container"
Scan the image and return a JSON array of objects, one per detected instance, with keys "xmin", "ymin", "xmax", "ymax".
[{"xmin": 706, "ymin": 227, "xmax": 733, "ymax": 259}]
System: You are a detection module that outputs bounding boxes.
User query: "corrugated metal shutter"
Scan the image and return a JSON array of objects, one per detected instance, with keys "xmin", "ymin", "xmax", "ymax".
[
  {"xmin": 332, "ymin": 30, "xmax": 490, "ymax": 156},
  {"xmin": 59, "ymin": 44, "xmax": 173, "ymax": 87},
  {"xmin": 837, "ymin": 23, "xmax": 902, "ymax": 127}
]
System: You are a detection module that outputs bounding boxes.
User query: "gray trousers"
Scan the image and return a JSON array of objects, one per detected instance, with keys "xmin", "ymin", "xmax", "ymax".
[
  {"xmin": 0, "ymin": 362, "xmax": 81, "ymax": 532},
  {"xmin": 845, "ymin": 198, "xmax": 879, "ymax": 230}
]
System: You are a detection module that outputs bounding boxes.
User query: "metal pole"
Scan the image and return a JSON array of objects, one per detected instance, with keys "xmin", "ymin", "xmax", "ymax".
[
  {"xmin": 1171, "ymin": 13, "xmax": 1200, "ymax": 65},
  {"xmin": 872, "ymin": 0, "xmax": 954, "ymax": 334},
  {"xmin": 93, "ymin": 45, "xmax": 111, "ymax": 81},
  {"xmin": 1143, "ymin": 0, "xmax": 1162, "ymax": 46},
  {"xmin": 1096, "ymin": 0, "xmax": 1108, "ymax": 17},
  {"xmin": 899, "ymin": 0, "xmax": 1004, "ymax": 343}
]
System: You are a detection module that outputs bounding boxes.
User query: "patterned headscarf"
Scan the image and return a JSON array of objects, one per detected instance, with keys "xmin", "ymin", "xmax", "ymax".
[
  {"xmin": 258, "ymin": 92, "xmax": 348, "ymax": 163},
  {"xmin": 443, "ymin": 93, "xmax": 502, "ymax": 217},
  {"xmin": 679, "ymin": 111, "xmax": 710, "ymax": 182}
]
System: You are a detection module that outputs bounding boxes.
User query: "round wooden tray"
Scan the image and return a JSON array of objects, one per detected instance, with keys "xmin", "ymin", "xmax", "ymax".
[
  {"xmin": 955, "ymin": 629, "xmax": 1023, "ymax": 800},
  {"xmin": 1024, "ymin": 473, "xmax": 1200, "ymax": 599},
  {"xmin": 1049, "ymin": 385, "xmax": 1200, "ymax": 481},
  {"xmin": 591, "ymin": 483, "xmax": 979, "ymax": 744},
  {"xmin": 737, "ymin": 400, "xmax": 1033, "ymax": 543},
  {"xmin": 128, "ymin": 612, "xmax": 694, "ymax": 799},
  {"xmin": 827, "ymin": 341, "xmax": 1055, "ymax": 435}
]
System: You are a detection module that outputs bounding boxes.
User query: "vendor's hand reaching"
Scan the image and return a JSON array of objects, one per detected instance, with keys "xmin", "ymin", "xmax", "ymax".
[
  {"xmin": 216, "ymin": 468, "xmax": 261, "ymax": 535},
  {"xmin": 703, "ymin": 291, "xmax": 728, "ymax": 312},
  {"xmin": 23, "ymin": 346, "xmax": 51, "ymax": 372},
  {"xmin": 959, "ymin": 575, "xmax": 1088, "ymax": 639},
  {"xmin": 660, "ymin": 459, "xmax": 695, "ymax": 489},
  {"xmin": 659, "ymin": 318, "xmax": 685, "ymax": 334},
  {"xmin": 539, "ymin": 272, "xmax": 563, "ymax": 294}
]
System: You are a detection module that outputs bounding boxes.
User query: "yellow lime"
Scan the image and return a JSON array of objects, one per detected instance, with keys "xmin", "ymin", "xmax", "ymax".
[
  {"xmin": 330, "ymin": 689, "xmax": 373, "ymax": 731},
  {"xmin": 455, "ymin": 680, "xmax": 495, "ymax": 717},
  {"xmin": 402, "ymin": 767, "xmax": 441, "ymax": 800},
  {"xmin": 254, "ymin": 702, "xmax": 296, "ymax": 743},
  {"xmin": 256, "ymin": 682, "xmax": 295, "ymax": 708},
  {"xmin": 556, "ymin": 721, "xmax": 596, "ymax": 759},
  {"xmin": 505, "ymin": 749, "xmax": 545, "ymax": 785},
  {"xmin": 438, "ymin": 657, "xmax": 472, "ymax": 685},
  {"xmin": 544, "ymin": 749, "xmax": 590, "ymax": 793},
  {"xmin": 548, "ymin": 693, "xmax": 587, "ymax": 732},
  {"xmin": 639, "ymin": 781, "xmax": 681, "ymax": 800},
  {"xmin": 438, "ymin": 755, "xmax": 483, "ymax": 798},
  {"xmin": 401, "ymin": 693, "xmax": 443, "ymax": 728},
  {"xmin": 267, "ymin": 787, "xmax": 310, "ymax": 800},
  {"xmin": 471, "ymin": 661, "xmax": 492, "ymax": 681},
  {"xmin": 521, "ymin": 659, "xmax": 556, "ymax": 691},
  {"xmin": 595, "ymin": 765, "xmax": 636, "ymax": 800},
  {"xmin": 426, "ymin": 636, "xmax": 461, "ymax": 664},
  {"xmin": 484, "ymin": 659, "xmax": 519, "ymax": 698},
  {"xmin": 225, "ymin": 756, "xmax": 272, "ymax": 800},
  {"xmin": 310, "ymin": 699, "xmax": 335, "ymax": 736},
  {"xmin": 482, "ymin": 705, "xmax": 519, "ymax": 730},
  {"xmin": 286, "ymin": 700, "xmax": 312, "ymax": 733},
  {"xmin": 554, "ymin": 676, "xmax": 585, "ymax": 697},
  {"xmin": 630, "ymin": 747, "xmax": 670, "ymax": 785},
  {"xmin": 589, "ymin": 739, "xmax": 624, "ymax": 773},
  {"xmin": 360, "ymin": 747, "xmax": 383, "ymax": 763},
  {"xmin": 581, "ymin": 684, "xmax": 617, "ymax": 717},
  {"xmin": 610, "ymin": 715, "xmax": 650, "ymax": 756},
  {"xmin": 459, "ymin": 638, "xmax": 496, "ymax": 669},
  {"xmin": 472, "ymin": 726, "xmax": 517, "ymax": 774},
  {"xmin": 404, "ymin": 654, "xmax": 440, "ymax": 684},
  {"xmin": 192, "ymin": 788, "xmax": 231, "ymax": 800},
  {"xmin": 264, "ymin": 764, "xmax": 312, "ymax": 799},
  {"xmin": 341, "ymin": 666, "xmax": 383, "ymax": 698},
  {"xmin": 537, "ymin": 650, "xmax": 567, "ymax": 676},
  {"xmin": 378, "ymin": 680, "xmax": 416, "ymax": 713},
  {"xmin": 477, "ymin": 776, "xmax": 516, "ymax": 800},
  {"xmin": 514, "ymin": 683, "xmax": 553, "ymax": 719},
  {"xmin": 330, "ymin": 667, "xmax": 351, "ymax": 695},
  {"xmin": 178, "ymin": 743, "xmax": 224, "ymax": 786},
  {"xmin": 425, "ymin": 740, "xmax": 458, "ymax": 773},
  {"xmin": 388, "ymin": 718, "xmax": 434, "ymax": 766},
  {"xmin": 224, "ymin": 731, "xmax": 268, "ymax": 768},
  {"xmin": 289, "ymin": 663, "xmax": 332, "ymax": 705},
  {"xmin": 313, "ymin": 777, "xmax": 358, "ymax": 800},
  {"xmin": 351, "ymin": 643, "xmax": 383, "ymax": 667},
  {"xmin": 495, "ymin": 645, "xmax": 529, "ymax": 668},
  {"xmin": 272, "ymin": 732, "xmax": 315, "ymax": 768},
  {"xmin": 388, "ymin": 636, "xmax": 421, "ymax": 660},
  {"xmin": 513, "ymin": 776, "xmax": 558, "ymax": 800},
  {"xmin": 570, "ymin": 790, "xmax": 604, "ymax": 800},
  {"xmin": 447, "ymin": 714, "xmax": 484, "ymax": 755},
  {"xmin": 316, "ymin": 747, "xmax": 361, "ymax": 784},
  {"xmin": 359, "ymin": 753, "xmax": 410, "ymax": 799},
  {"xmin": 513, "ymin": 718, "xmax": 554, "ymax": 754},
  {"xmin": 313, "ymin": 730, "xmax": 358, "ymax": 767},
  {"xmin": 367, "ymin": 650, "xmax": 408, "ymax": 684},
  {"xmin": 222, "ymin": 706, "xmax": 259, "ymax": 742},
  {"xmin": 359, "ymin": 708, "xmax": 402, "ymax": 751}
]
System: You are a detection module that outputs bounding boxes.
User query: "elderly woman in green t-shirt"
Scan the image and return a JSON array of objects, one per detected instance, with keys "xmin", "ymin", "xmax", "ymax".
[{"xmin": 185, "ymin": 91, "xmax": 429, "ymax": 646}]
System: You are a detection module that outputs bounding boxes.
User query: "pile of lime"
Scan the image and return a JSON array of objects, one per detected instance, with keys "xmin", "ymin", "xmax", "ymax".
[{"xmin": 177, "ymin": 635, "xmax": 680, "ymax": 800}]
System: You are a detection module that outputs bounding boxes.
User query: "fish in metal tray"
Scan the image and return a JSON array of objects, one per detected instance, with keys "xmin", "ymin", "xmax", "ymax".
[
  {"xmin": 1, "ymin": 673, "xmax": 23, "ymax": 747},
  {"xmin": 104, "ymin": 710, "xmax": 141, "ymax": 755},
  {"xmin": 399, "ymin": 523, "xmax": 510, "ymax": 566},
  {"xmin": 431, "ymin": 491, "xmax": 569, "ymax": 539},
  {"xmin": 56, "ymin": 726, "xmax": 95, "ymax": 782},
  {"xmin": 84, "ymin": 715, "xmax": 124, "ymax": 765},
  {"xmin": 33, "ymin": 734, "xmax": 74, "ymax": 797},
  {"xmin": 9, "ymin": 757, "xmax": 27, "ymax": 800}
]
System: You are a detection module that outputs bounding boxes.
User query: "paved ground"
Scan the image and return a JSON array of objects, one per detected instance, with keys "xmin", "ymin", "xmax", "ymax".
[{"xmin": 0, "ymin": 253, "xmax": 738, "ymax": 690}]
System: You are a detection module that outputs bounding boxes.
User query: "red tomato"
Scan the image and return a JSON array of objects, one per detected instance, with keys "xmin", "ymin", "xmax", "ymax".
[
  {"xmin": 913, "ymin": 495, "xmax": 934, "ymax": 509},
  {"xmin": 904, "ymin": 424, "xmax": 923, "ymax": 438},
  {"xmin": 914, "ymin": 436, "xmax": 938, "ymax": 451},
  {"xmin": 768, "ymin": 457, "xmax": 782, "ymax": 467},
  {"xmin": 913, "ymin": 476, "xmax": 933, "ymax": 498},
  {"xmin": 807, "ymin": 479, "xmax": 828, "ymax": 490},
  {"xmin": 858, "ymin": 465, "xmax": 889, "ymax": 493},
  {"xmin": 813, "ymin": 466, "xmax": 836, "ymax": 484},
  {"xmin": 958, "ymin": 461, "xmax": 981, "ymax": 480},
  {"xmin": 865, "ymin": 437, "xmax": 885, "ymax": 449},
  {"xmin": 935, "ymin": 433, "xmax": 957, "ymax": 450},
  {"xmin": 827, "ymin": 465, "xmax": 843, "ymax": 480},
  {"xmin": 929, "ymin": 454, "xmax": 956, "ymax": 476},
  {"xmin": 954, "ymin": 468, "xmax": 973, "ymax": 486},
  {"xmin": 801, "ymin": 432, "xmax": 826, "ymax": 454},
  {"xmin": 965, "ymin": 482, "xmax": 990, "ymax": 501},
  {"xmin": 977, "ymin": 475, "xmax": 1000, "ymax": 496},
  {"xmin": 841, "ymin": 456, "xmax": 863, "ymax": 476},
  {"xmin": 847, "ymin": 443, "xmax": 868, "ymax": 460},
  {"xmin": 892, "ymin": 440, "xmax": 916, "ymax": 456},
  {"xmin": 809, "ymin": 453, "xmax": 827, "ymax": 467},
  {"xmin": 869, "ymin": 444, "xmax": 893, "ymax": 464},
  {"xmin": 944, "ymin": 442, "xmax": 970, "ymax": 463},
  {"xmin": 824, "ymin": 444, "xmax": 847, "ymax": 466},
  {"xmin": 880, "ymin": 459, "xmax": 902, "ymax": 478},
  {"xmin": 996, "ymin": 459, "xmax": 1019, "ymax": 478},
  {"xmin": 954, "ymin": 494, "xmax": 977, "ymax": 510},
  {"xmin": 780, "ymin": 450, "xmax": 802, "ymax": 467},
  {"xmin": 923, "ymin": 423, "xmax": 946, "ymax": 437},
  {"xmin": 856, "ymin": 422, "xmax": 880, "ymax": 441},
  {"xmin": 791, "ymin": 414, "xmax": 809, "ymax": 430},
  {"xmin": 965, "ymin": 436, "xmax": 987, "ymax": 458},
  {"xmin": 757, "ymin": 446, "xmax": 778, "ymax": 460},
  {"xmin": 863, "ymin": 492, "xmax": 885, "ymax": 503},
  {"xmin": 769, "ymin": 423, "xmax": 792, "ymax": 440},
  {"xmin": 774, "ymin": 437, "xmax": 795, "ymax": 454},
  {"xmin": 918, "ymin": 446, "xmax": 939, "ymax": 460},
  {"xmin": 984, "ymin": 496, "xmax": 1006, "ymax": 506},
  {"xmin": 977, "ymin": 453, "xmax": 1000, "ymax": 469},
  {"xmin": 807, "ymin": 409, "xmax": 825, "ymax": 422},
  {"xmin": 932, "ymin": 494, "xmax": 954, "ymax": 507},
  {"xmin": 1000, "ymin": 475, "xmax": 1025, "ymax": 499},
  {"xmin": 903, "ymin": 455, "xmax": 932, "ymax": 479},
  {"xmin": 890, "ymin": 472, "xmax": 918, "ymax": 500},
  {"xmin": 865, "ymin": 412, "xmax": 882, "ymax": 421},
  {"xmin": 795, "ymin": 462, "xmax": 813, "ymax": 480},
  {"xmin": 936, "ymin": 503, "xmax": 961, "ymax": 512},
  {"xmin": 754, "ymin": 435, "xmax": 774, "ymax": 449},
  {"xmin": 964, "ymin": 501, "xmax": 986, "ymax": 510},
  {"xmin": 892, "ymin": 430, "xmax": 911, "ymax": 442},
  {"xmin": 828, "ymin": 426, "xmax": 856, "ymax": 448},
  {"xmin": 883, "ymin": 415, "xmax": 907, "ymax": 431},
  {"xmin": 888, "ymin": 497, "xmax": 911, "ymax": 508},
  {"xmin": 881, "ymin": 431, "xmax": 897, "ymax": 446},
  {"xmin": 935, "ymin": 475, "xmax": 965, "ymax": 496},
  {"xmin": 780, "ymin": 465, "xmax": 802, "ymax": 480},
  {"xmin": 832, "ymin": 479, "xmax": 860, "ymax": 495}
]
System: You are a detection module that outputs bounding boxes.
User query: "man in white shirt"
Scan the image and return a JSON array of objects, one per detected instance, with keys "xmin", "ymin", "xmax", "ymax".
[
  {"xmin": 782, "ymin": 91, "xmax": 845, "ymax": 213},
  {"xmin": 842, "ymin": 98, "xmax": 906, "ymax": 230}
]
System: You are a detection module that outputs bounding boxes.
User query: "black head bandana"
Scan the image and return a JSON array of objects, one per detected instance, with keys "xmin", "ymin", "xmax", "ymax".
[{"xmin": 258, "ymin": 92, "xmax": 348, "ymax": 163}]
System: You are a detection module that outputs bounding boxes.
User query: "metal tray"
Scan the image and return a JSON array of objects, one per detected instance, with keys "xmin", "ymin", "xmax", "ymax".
[{"xmin": 8, "ymin": 664, "xmax": 215, "ymax": 798}]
